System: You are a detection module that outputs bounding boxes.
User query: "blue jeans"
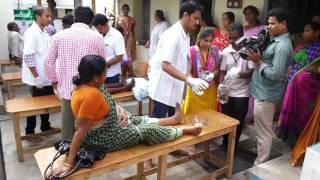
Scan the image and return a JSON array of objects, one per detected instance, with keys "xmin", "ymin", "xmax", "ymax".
[
  {"xmin": 105, "ymin": 74, "xmax": 120, "ymax": 84},
  {"xmin": 152, "ymin": 100, "xmax": 175, "ymax": 118}
]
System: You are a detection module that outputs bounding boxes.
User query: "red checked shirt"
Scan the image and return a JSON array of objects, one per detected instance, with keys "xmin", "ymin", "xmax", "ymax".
[{"xmin": 45, "ymin": 23, "xmax": 106, "ymax": 100}]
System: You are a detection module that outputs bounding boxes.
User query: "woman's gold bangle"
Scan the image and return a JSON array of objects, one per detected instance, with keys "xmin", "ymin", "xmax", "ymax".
[{"xmin": 64, "ymin": 163, "xmax": 73, "ymax": 168}]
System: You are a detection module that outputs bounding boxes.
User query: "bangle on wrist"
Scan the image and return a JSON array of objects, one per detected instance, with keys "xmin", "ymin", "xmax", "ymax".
[{"xmin": 64, "ymin": 163, "xmax": 73, "ymax": 168}]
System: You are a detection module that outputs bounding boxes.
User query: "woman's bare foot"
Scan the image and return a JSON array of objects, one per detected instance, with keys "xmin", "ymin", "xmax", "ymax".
[
  {"xmin": 182, "ymin": 126, "xmax": 202, "ymax": 135},
  {"xmin": 144, "ymin": 159, "xmax": 154, "ymax": 171},
  {"xmin": 173, "ymin": 103, "xmax": 184, "ymax": 124}
]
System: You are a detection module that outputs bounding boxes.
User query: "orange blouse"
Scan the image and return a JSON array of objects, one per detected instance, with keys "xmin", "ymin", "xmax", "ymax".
[{"xmin": 71, "ymin": 86, "xmax": 109, "ymax": 122}]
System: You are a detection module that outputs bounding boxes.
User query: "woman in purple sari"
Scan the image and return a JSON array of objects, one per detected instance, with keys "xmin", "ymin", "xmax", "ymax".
[{"xmin": 276, "ymin": 22, "xmax": 320, "ymax": 145}]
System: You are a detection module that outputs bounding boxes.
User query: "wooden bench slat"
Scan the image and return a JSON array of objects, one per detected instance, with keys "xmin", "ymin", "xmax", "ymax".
[
  {"xmin": 1, "ymin": 72, "xmax": 21, "ymax": 81},
  {"xmin": 6, "ymin": 95, "xmax": 61, "ymax": 113}
]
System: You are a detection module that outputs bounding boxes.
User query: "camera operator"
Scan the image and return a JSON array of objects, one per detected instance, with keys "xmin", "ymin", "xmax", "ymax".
[{"xmin": 247, "ymin": 8, "xmax": 293, "ymax": 165}]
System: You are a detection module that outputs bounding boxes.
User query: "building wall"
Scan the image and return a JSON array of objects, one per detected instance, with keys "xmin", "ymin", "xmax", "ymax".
[
  {"xmin": 0, "ymin": 1, "xmax": 14, "ymax": 59},
  {"xmin": 213, "ymin": 0, "xmax": 266, "ymax": 27}
]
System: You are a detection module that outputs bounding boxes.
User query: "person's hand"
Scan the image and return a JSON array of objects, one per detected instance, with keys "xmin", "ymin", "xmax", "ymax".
[
  {"xmin": 34, "ymin": 76, "xmax": 43, "ymax": 89},
  {"xmin": 52, "ymin": 82, "xmax": 58, "ymax": 90},
  {"xmin": 54, "ymin": 88, "xmax": 61, "ymax": 100},
  {"xmin": 119, "ymin": 109, "xmax": 128, "ymax": 128},
  {"xmin": 186, "ymin": 77, "xmax": 209, "ymax": 91},
  {"xmin": 45, "ymin": 165, "xmax": 72, "ymax": 179},
  {"xmin": 192, "ymin": 86, "xmax": 204, "ymax": 96},
  {"xmin": 247, "ymin": 49, "xmax": 263, "ymax": 65}
]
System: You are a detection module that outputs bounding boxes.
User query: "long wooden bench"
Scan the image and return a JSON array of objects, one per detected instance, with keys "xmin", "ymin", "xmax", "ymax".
[
  {"xmin": 34, "ymin": 110, "xmax": 239, "ymax": 180},
  {"xmin": 5, "ymin": 92, "xmax": 146, "ymax": 162},
  {"xmin": 1, "ymin": 71, "xmax": 23, "ymax": 99}
]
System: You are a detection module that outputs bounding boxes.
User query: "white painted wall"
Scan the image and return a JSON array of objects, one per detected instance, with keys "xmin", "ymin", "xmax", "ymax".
[
  {"xmin": 213, "ymin": 0, "xmax": 266, "ymax": 27},
  {"xmin": 0, "ymin": 1, "xmax": 14, "ymax": 59}
]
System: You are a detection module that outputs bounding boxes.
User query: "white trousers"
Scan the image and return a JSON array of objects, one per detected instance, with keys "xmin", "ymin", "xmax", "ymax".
[{"xmin": 253, "ymin": 99, "xmax": 276, "ymax": 165}]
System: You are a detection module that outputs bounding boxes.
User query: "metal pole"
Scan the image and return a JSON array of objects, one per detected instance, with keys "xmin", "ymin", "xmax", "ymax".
[{"xmin": 0, "ymin": 128, "xmax": 7, "ymax": 180}]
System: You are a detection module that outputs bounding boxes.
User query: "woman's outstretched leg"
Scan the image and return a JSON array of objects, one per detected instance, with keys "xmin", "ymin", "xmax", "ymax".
[{"xmin": 158, "ymin": 103, "xmax": 184, "ymax": 126}]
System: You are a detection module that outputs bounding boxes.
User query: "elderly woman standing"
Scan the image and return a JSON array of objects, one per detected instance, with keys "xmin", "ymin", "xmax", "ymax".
[
  {"xmin": 146, "ymin": 10, "xmax": 169, "ymax": 59},
  {"xmin": 115, "ymin": 4, "xmax": 136, "ymax": 77}
]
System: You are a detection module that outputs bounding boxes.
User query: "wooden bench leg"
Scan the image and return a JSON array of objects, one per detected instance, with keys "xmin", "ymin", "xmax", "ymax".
[
  {"xmin": 203, "ymin": 141, "xmax": 210, "ymax": 162},
  {"xmin": 157, "ymin": 155, "xmax": 167, "ymax": 180},
  {"xmin": 137, "ymin": 162, "xmax": 145, "ymax": 180},
  {"xmin": 7, "ymin": 82, "xmax": 13, "ymax": 99},
  {"xmin": 12, "ymin": 113, "xmax": 24, "ymax": 162},
  {"xmin": 148, "ymin": 97, "xmax": 153, "ymax": 117},
  {"xmin": 226, "ymin": 127, "xmax": 236, "ymax": 177},
  {"xmin": 138, "ymin": 101, "xmax": 142, "ymax": 116}
]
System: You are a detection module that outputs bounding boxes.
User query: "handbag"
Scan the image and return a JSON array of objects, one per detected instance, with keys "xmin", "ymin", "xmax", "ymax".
[{"xmin": 44, "ymin": 141, "xmax": 106, "ymax": 180}]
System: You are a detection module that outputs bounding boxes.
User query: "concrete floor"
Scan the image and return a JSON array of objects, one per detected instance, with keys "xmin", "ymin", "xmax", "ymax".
[{"xmin": 0, "ymin": 85, "xmax": 302, "ymax": 180}]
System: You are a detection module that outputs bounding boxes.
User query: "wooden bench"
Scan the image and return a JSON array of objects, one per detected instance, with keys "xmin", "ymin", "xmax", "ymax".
[
  {"xmin": 1, "ymin": 71, "xmax": 23, "ymax": 99},
  {"xmin": 0, "ymin": 59, "xmax": 19, "ymax": 73},
  {"xmin": 6, "ymin": 92, "xmax": 146, "ymax": 162},
  {"xmin": 34, "ymin": 110, "xmax": 239, "ymax": 180}
]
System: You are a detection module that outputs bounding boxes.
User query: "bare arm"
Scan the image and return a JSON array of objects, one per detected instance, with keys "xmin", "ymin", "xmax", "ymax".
[
  {"xmin": 106, "ymin": 55, "xmax": 123, "ymax": 67},
  {"xmin": 65, "ymin": 118, "xmax": 93, "ymax": 166},
  {"xmin": 219, "ymin": 70, "xmax": 227, "ymax": 84},
  {"xmin": 162, "ymin": 61, "xmax": 187, "ymax": 81}
]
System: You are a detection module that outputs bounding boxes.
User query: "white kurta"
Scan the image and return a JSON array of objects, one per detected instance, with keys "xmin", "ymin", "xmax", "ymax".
[
  {"xmin": 149, "ymin": 21, "xmax": 169, "ymax": 58},
  {"xmin": 148, "ymin": 21, "xmax": 190, "ymax": 107},
  {"xmin": 103, "ymin": 26, "xmax": 126, "ymax": 77},
  {"xmin": 22, "ymin": 23, "xmax": 51, "ymax": 86}
]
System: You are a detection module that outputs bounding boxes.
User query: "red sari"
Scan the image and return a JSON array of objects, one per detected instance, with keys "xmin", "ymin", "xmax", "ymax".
[{"xmin": 212, "ymin": 28, "xmax": 229, "ymax": 50}]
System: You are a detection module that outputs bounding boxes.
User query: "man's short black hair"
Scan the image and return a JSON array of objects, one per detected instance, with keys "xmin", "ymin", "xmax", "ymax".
[
  {"xmin": 222, "ymin": 11, "xmax": 235, "ymax": 23},
  {"xmin": 268, "ymin": 8, "xmax": 290, "ymax": 27},
  {"xmin": 179, "ymin": 1, "xmax": 203, "ymax": 19},
  {"xmin": 7, "ymin": 22, "xmax": 17, "ymax": 31},
  {"xmin": 74, "ymin": 6, "xmax": 94, "ymax": 25},
  {"xmin": 33, "ymin": 7, "xmax": 47, "ymax": 20},
  {"xmin": 62, "ymin": 15, "xmax": 74, "ymax": 26},
  {"xmin": 92, "ymin": 14, "xmax": 108, "ymax": 26}
]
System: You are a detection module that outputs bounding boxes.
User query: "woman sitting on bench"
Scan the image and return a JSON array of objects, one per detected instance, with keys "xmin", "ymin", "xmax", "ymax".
[{"xmin": 46, "ymin": 55, "xmax": 202, "ymax": 178}]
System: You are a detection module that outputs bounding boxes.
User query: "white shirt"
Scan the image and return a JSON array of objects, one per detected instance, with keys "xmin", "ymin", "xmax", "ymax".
[
  {"xmin": 148, "ymin": 21, "xmax": 190, "ymax": 107},
  {"xmin": 149, "ymin": 21, "xmax": 169, "ymax": 58},
  {"xmin": 220, "ymin": 45, "xmax": 255, "ymax": 97},
  {"xmin": 7, "ymin": 31, "xmax": 23, "ymax": 58},
  {"xmin": 22, "ymin": 23, "xmax": 51, "ymax": 86},
  {"xmin": 104, "ymin": 26, "xmax": 126, "ymax": 77}
]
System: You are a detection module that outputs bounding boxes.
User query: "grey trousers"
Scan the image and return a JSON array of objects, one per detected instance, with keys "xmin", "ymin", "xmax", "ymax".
[
  {"xmin": 253, "ymin": 99, "xmax": 276, "ymax": 165},
  {"xmin": 61, "ymin": 99, "xmax": 75, "ymax": 140}
]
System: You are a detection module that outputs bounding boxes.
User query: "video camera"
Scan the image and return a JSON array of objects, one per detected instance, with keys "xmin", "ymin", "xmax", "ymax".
[{"xmin": 234, "ymin": 26, "xmax": 270, "ymax": 60}]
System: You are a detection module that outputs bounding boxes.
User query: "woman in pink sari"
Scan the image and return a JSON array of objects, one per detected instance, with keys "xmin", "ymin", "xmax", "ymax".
[{"xmin": 276, "ymin": 22, "xmax": 320, "ymax": 145}]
